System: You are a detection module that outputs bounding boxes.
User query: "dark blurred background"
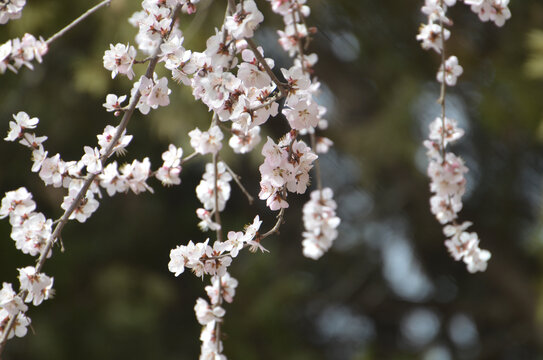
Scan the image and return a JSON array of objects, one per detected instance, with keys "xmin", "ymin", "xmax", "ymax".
[{"xmin": 2, "ymin": 0, "xmax": 543, "ymax": 359}]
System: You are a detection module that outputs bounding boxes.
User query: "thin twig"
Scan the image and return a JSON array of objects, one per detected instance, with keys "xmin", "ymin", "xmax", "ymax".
[
  {"xmin": 245, "ymin": 38, "xmax": 288, "ymax": 95},
  {"xmin": 309, "ymin": 133, "xmax": 323, "ymax": 194},
  {"xmin": 290, "ymin": 5, "xmax": 306, "ymax": 74},
  {"xmin": 212, "ymin": 151, "xmax": 223, "ymax": 242},
  {"xmin": 224, "ymin": 162, "xmax": 254, "ymax": 205},
  {"xmin": 261, "ymin": 208, "xmax": 285, "ymax": 239},
  {"xmin": 181, "ymin": 151, "xmax": 199, "ymax": 164},
  {"xmin": 250, "ymin": 91, "xmax": 287, "ymax": 112},
  {"xmin": 212, "ymin": 113, "xmax": 224, "ymax": 242},
  {"xmin": 214, "ymin": 275, "xmax": 224, "ymax": 353},
  {"xmin": 46, "ymin": 0, "xmax": 111, "ymax": 46}
]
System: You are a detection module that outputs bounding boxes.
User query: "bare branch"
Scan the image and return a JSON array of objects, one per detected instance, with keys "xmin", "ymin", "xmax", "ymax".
[{"xmin": 46, "ymin": 0, "xmax": 112, "ymax": 46}]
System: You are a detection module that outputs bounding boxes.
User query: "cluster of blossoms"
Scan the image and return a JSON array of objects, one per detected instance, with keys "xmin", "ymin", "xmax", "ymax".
[
  {"xmin": 302, "ymin": 188, "xmax": 340, "ymax": 260},
  {"xmin": 465, "ymin": 0, "xmax": 511, "ymax": 26},
  {"xmin": 0, "ymin": 0, "xmax": 25, "ymax": 24},
  {"xmin": 0, "ymin": 187, "xmax": 52, "ymax": 257},
  {"xmin": 258, "ymin": 134, "xmax": 318, "ymax": 210},
  {"xmin": 0, "ymin": 266, "xmax": 54, "ymax": 341},
  {"xmin": 194, "ymin": 273, "xmax": 238, "ymax": 360},
  {"xmin": 0, "ymin": 0, "xmax": 341, "ymax": 355},
  {"xmin": 417, "ymin": 0, "xmax": 510, "ymax": 272},
  {"xmin": 168, "ymin": 216, "xmax": 263, "ymax": 278},
  {"xmin": 425, "ymin": 118, "xmax": 490, "ymax": 272},
  {"xmin": 169, "ymin": 216, "xmax": 261, "ymax": 359},
  {"xmin": 196, "ymin": 161, "xmax": 232, "ymax": 215},
  {"xmin": 267, "ymin": 0, "xmax": 338, "ymax": 252},
  {"xmin": 0, "ymin": 33, "xmax": 47, "ymax": 74}
]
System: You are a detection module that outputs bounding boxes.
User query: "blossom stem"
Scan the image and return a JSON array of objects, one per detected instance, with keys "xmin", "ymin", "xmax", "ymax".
[
  {"xmin": 181, "ymin": 151, "xmax": 199, "ymax": 164},
  {"xmin": 214, "ymin": 276, "xmax": 224, "ymax": 353},
  {"xmin": 250, "ymin": 92, "xmax": 287, "ymax": 112},
  {"xmin": 310, "ymin": 133, "xmax": 323, "ymax": 194},
  {"xmin": 245, "ymin": 38, "xmax": 288, "ymax": 95},
  {"xmin": 211, "ymin": 113, "xmax": 224, "ymax": 243},
  {"xmin": 224, "ymin": 162, "xmax": 254, "ymax": 205},
  {"xmin": 261, "ymin": 207, "xmax": 285, "ymax": 240},
  {"xmin": 46, "ymin": 0, "xmax": 112, "ymax": 46},
  {"xmin": 290, "ymin": 3, "xmax": 306, "ymax": 74},
  {"xmin": 212, "ymin": 151, "xmax": 223, "ymax": 243},
  {"xmin": 437, "ymin": 0, "xmax": 447, "ymax": 159}
]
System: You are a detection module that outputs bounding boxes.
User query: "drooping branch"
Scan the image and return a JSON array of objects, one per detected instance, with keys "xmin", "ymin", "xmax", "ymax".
[{"xmin": 0, "ymin": 5, "xmax": 183, "ymax": 353}]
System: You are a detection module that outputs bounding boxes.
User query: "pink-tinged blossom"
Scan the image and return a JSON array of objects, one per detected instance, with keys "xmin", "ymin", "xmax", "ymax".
[
  {"xmin": 229, "ymin": 124, "xmax": 261, "ymax": 154},
  {"xmin": 148, "ymin": 77, "xmax": 171, "ymax": 107},
  {"xmin": 465, "ymin": 0, "xmax": 511, "ymax": 27},
  {"xmin": 168, "ymin": 239, "xmax": 209, "ymax": 277},
  {"xmin": 132, "ymin": 74, "xmax": 171, "ymax": 114},
  {"xmin": 97, "ymin": 125, "xmax": 133, "ymax": 156},
  {"xmin": 416, "ymin": 22, "xmax": 450, "ymax": 53},
  {"xmin": 237, "ymin": 48, "xmax": 274, "ymax": 88},
  {"xmin": 204, "ymin": 29, "xmax": 235, "ymax": 70},
  {"xmin": 61, "ymin": 188, "xmax": 99, "ymax": 223},
  {"xmin": 196, "ymin": 208, "xmax": 221, "ymax": 232},
  {"xmin": 0, "ymin": 40, "xmax": 12, "ymax": 73},
  {"xmin": 194, "ymin": 298, "xmax": 225, "ymax": 325},
  {"xmin": 120, "ymin": 158, "xmax": 153, "ymax": 194},
  {"xmin": 103, "ymin": 94, "xmax": 127, "ymax": 115},
  {"xmin": 170, "ymin": 51, "xmax": 196, "ymax": 85},
  {"xmin": 18, "ymin": 266, "xmax": 54, "ymax": 306},
  {"xmin": 437, "ymin": 55, "xmax": 463, "ymax": 86},
  {"xmin": 19, "ymin": 132, "xmax": 47, "ymax": 150},
  {"xmin": 196, "ymin": 162, "xmax": 232, "ymax": 212},
  {"xmin": 0, "ymin": 309, "xmax": 30, "ymax": 339},
  {"xmin": 428, "ymin": 116, "xmax": 465, "ymax": 147},
  {"xmin": 421, "ymin": 0, "xmax": 449, "ymax": 23},
  {"xmin": 189, "ymin": 126, "xmax": 223, "ymax": 155},
  {"xmin": 0, "ymin": 282, "xmax": 27, "ymax": 316},
  {"xmin": 11, "ymin": 212, "xmax": 52, "ymax": 257},
  {"xmin": 315, "ymin": 136, "xmax": 333, "ymax": 154},
  {"xmin": 156, "ymin": 144, "xmax": 183, "ymax": 186},
  {"xmin": 0, "ymin": 0, "xmax": 25, "ymax": 24},
  {"xmin": 159, "ymin": 35, "xmax": 187, "ymax": 70},
  {"xmin": 265, "ymin": 190, "xmax": 289, "ymax": 211},
  {"xmin": 224, "ymin": 0, "xmax": 264, "ymax": 39},
  {"xmin": 0, "ymin": 187, "xmax": 36, "ymax": 219},
  {"xmin": 281, "ymin": 66, "xmax": 311, "ymax": 99},
  {"xmin": 204, "ymin": 242, "xmax": 232, "ymax": 277},
  {"xmin": 99, "ymin": 162, "xmax": 129, "ymax": 196},
  {"xmin": 5, "ymin": 111, "xmax": 39, "ymax": 142},
  {"xmin": 103, "ymin": 43, "xmax": 136, "ymax": 80},
  {"xmin": 205, "ymin": 273, "xmax": 238, "ymax": 305},
  {"xmin": 81, "ymin": 146, "xmax": 102, "ymax": 174},
  {"xmin": 0, "ymin": 34, "xmax": 47, "ymax": 74},
  {"xmin": 464, "ymin": 245, "xmax": 491, "ymax": 273},
  {"xmin": 224, "ymin": 231, "xmax": 245, "ymax": 258},
  {"xmin": 283, "ymin": 97, "xmax": 320, "ymax": 131}
]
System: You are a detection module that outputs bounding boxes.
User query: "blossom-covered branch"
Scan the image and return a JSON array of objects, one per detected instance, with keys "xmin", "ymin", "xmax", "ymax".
[{"xmin": 417, "ymin": 0, "xmax": 511, "ymax": 272}]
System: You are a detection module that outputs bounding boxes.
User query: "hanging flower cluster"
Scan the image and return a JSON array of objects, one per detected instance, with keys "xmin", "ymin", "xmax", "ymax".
[
  {"xmin": 267, "ymin": 0, "xmax": 339, "ymax": 254},
  {"xmin": 0, "ymin": 34, "xmax": 47, "ymax": 74},
  {"xmin": 302, "ymin": 188, "xmax": 341, "ymax": 260},
  {"xmin": 417, "ymin": 0, "xmax": 510, "ymax": 272}
]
